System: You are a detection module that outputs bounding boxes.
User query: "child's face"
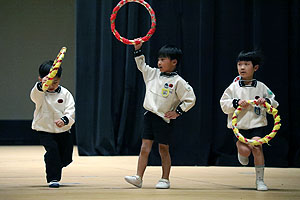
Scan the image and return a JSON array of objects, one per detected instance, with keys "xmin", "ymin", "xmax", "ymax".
[
  {"xmin": 237, "ymin": 61, "xmax": 259, "ymax": 80},
  {"xmin": 39, "ymin": 76, "xmax": 61, "ymax": 92},
  {"xmin": 47, "ymin": 77, "xmax": 61, "ymax": 92},
  {"xmin": 157, "ymin": 57, "xmax": 177, "ymax": 73}
]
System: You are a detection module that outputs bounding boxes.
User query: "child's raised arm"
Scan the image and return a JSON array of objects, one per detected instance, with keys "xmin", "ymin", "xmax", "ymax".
[{"xmin": 133, "ymin": 38, "xmax": 143, "ymax": 50}]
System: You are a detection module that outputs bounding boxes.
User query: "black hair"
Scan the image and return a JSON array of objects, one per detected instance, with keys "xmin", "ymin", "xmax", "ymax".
[
  {"xmin": 39, "ymin": 60, "xmax": 62, "ymax": 78},
  {"xmin": 158, "ymin": 44, "xmax": 182, "ymax": 65},
  {"xmin": 236, "ymin": 50, "xmax": 264, "ymax": 67}
]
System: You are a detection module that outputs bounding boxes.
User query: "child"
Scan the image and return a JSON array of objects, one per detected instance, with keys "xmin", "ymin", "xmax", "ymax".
[
  {"xmin": 220, "ymin": 50, "xmax": 279, "ymax": 191},
  {"xmin": 124, "ymin": 41, "xmax": 196, "ymax": 189},
  {"xmin": 30, "ymin": 60, "xmax": 75, "ymax": 188}
]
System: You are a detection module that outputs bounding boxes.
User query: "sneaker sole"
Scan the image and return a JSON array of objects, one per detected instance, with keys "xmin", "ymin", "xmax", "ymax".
[{"xmin": 124, "ymin": 177, "xmax": 142, "ymax": 188}]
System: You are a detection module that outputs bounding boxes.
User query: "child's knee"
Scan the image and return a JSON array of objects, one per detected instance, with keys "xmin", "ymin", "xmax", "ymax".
[
  {"xmin": 251, "ymin": 137, "xmax": 263, "ymax": 151},
  {"xmin": 236, "ymin": 141, "xmax": 251, "ymax": 156},
  {"xmin": 140, "ymin": 140, "xmax": 153, "ymax": 154},
  {"xmin": 158, "ymin": 144, "xmax": 169, "ymax": 155},
  {"xmin": 239, "ymin": 148, "xmax": 251, "ymax": 157},
  {"xmin": 252, "ymin": 145, "xmax": 263, "ymax": 156},
  {"xmin": 140, "ymin": 145, "xmax": 151, "ymax": 155}
]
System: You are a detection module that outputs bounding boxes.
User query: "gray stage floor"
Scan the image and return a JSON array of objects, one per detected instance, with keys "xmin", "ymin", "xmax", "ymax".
[{"xmin": 0, "ymin": 146, "xmax": 299, "ymax": 200}]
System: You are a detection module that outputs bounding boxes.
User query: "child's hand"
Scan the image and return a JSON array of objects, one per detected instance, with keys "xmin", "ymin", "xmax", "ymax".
[
  {"xmin": 164, "ymin": 111, "xmax": 180, "ymax": 119},
  {"xmin": 238, "ymin": 100, "xmax": 250, "ymax": 108},
  {"xmin": 41, "ymin": 76, "xmax": 49, "ymax": 85},
  {"xmin": 134, "ymin": 38, "xmax": 143, "ymax": 50},
  {"xmin": 256, "ymin": 97, "xmax": 266, "ymax": 105},
  {"xmin": 55, "ymin": 119, "xmax": 65, "ymax": 128}
]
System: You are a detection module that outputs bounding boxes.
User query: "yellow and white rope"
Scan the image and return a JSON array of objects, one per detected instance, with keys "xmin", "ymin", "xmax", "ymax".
[
  {"xmin": 42, "ymin": 47, "xmax": 67, "ymax": 91},
  {"xmin": 232, "ymin": 100, "xmax": 281, "ymax": 146}
]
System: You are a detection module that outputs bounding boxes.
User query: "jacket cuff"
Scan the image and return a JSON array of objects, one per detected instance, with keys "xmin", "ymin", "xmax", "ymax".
[
  {"xmin": 265, "ymin": 98, "xmax": 271, "ymax": 104},
  {"xmin": 61, "ymin": 116, "xmax": 69, "ymax": 125},
  {"xmin": 232, "ymin": 99, "xmax": 240, "ymax": 109},
  {"xmin": 37, "ymin": 82, "xmax": 43, "ymax": 91},
  {"xmin": 133, "ymin": 49, "xmax": 143, "ymax": 57},
  {"xmin": 175, "ymin": 105, "xmax": 184, "ymax": 115}
]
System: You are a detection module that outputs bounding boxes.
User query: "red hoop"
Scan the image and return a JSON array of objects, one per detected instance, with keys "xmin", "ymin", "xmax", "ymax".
[{"xmin": 110, "ymin": 0, "xmax": 156, "ymax": 45}]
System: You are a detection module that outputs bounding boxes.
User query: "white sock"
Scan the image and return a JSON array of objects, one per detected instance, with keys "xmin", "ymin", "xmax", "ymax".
[{"xmin": 255, "ymin": 165, "xmax": 265, "ymax": 182}]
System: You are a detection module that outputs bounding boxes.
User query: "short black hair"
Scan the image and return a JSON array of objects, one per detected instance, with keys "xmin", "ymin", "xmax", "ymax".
[
  {"xmin": 158, "ymin": 44, "xmax": 182, "ymax": 65},
  {"xmin": 39, "ymin": 60, "xmax": 62, "ymax": 78},
  {"xmin": 236, "ymin": 50, "xmax": 264, "ymax": 67}
]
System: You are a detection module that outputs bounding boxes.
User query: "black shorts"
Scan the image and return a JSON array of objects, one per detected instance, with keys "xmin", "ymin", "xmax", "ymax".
[
  {"xmin": 234, "ymin": 126, "xmax": 267, "ymax": 143},
  {"xmin": 143, "ymin": 111, "xmax": 173, "ymax": 145}
]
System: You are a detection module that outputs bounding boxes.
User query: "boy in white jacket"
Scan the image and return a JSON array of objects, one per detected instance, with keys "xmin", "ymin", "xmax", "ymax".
[
  {"xmin": 220, "ymin": 50, "xmax": 279, "ymax": 191},
  {"xmin": 30, "ymin": 60, "xmax": 75, "ymax": 188},
  {"xmin": 125, "ymin": 41, "xmax": 196, "ymax": 189}
]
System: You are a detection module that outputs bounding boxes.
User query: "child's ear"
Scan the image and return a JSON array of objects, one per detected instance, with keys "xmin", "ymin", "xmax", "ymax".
[
  {"xmin": 254, "ymin": 65, "xmax": 259, "ymax": 71},
  {"xmin": 38, "ymin": 76, "xmax": 42, "ymax": 82},
  {"xmin": 172, "ymin": 59, "xmax": 177, "ymax": 66}
]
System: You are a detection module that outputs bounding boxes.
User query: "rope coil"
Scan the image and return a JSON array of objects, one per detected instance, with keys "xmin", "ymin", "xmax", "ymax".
[{"xmin": 232, "ymin": 100, "xmax": 281, "ymax": 146}]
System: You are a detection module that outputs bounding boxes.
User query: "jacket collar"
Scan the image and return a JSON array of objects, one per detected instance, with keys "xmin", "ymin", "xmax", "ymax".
[
  {"xmin": 238, "ymin": 79, "xmax": 257, "ymax": 87},
  {"xmin": 160, "ymin": 71, "xmax": 178, "ymax": 77},
  {"xmin": 48, "ymin": 86, "xmax": 61, "ymax": 93}
]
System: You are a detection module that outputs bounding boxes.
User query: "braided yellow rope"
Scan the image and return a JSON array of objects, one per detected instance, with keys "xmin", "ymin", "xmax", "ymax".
[
  {"xmin": 42, "ymin": 47, "xmax": 67, "ymax": 91},
  {"xmin": 232, "ymin": 100, "xmax": 281, "ymax": 146}
]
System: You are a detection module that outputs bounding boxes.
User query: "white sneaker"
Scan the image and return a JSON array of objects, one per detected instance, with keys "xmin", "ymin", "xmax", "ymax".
[
  {"xmin": 256, "ymin": 180, "xmax": 268, "ymax": 191},
  {"xmin": 238, "ymin": 153, "xmax": 249, "ymax": 165},
  {"xmin": 124, "ymin": 175, "xmax": 142, "ymax": 188},
  {"xmin": 156, "ymin": 179, "xmax": 170, "ymax": 189},
  {"xmin": 49, "ymin": 180, "xmax": 60, "ymax": 188}
]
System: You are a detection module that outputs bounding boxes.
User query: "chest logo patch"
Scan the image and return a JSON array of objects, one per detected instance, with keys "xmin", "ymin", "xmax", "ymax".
[
  {"xmin": 58, "ymin": 99, "xmax": 64, "ymax": 103},
  {"xmin": 162, "ymin": 88, "xmax": 170, "ymax": 97},
  {"xmin": 254, "ymin": 106, "xmax": 261, "ymax": 115}
]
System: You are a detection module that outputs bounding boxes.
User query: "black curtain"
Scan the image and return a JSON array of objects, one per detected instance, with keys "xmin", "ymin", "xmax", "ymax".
[{"xmin": 76, "ymin": 0, "xmax": 300, "ymax": 167}]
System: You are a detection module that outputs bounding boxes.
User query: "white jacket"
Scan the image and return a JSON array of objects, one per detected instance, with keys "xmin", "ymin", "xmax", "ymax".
[
  {"xmin": 135, "ymin": 55, "xmax": 196, "ymax": 123},
  {"xmin": 220, "ymin": 80, "xmax": 279, "ymax": 129},
  {"xmin": 30, "ymin": 82, "xmax": 75, "ymax": 133}
]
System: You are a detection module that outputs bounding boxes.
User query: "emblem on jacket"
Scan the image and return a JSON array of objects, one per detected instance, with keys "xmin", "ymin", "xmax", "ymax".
[
  {"xmin": 162, "ymin": 83, "xmax": 170, "ymax": 97},
  {"xmin": 57, "ymin": 99, "xmax": 64, "ymax": 103},
  {"xmin": 162, "ymin": 88, "xmax": 170, "ymax": 97},
  {"xmin": 254, "ymin": 106, "xmax": 261, "ymax": 115}
]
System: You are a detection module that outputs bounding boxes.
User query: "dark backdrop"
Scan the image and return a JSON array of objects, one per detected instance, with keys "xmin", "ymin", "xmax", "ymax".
[{"xmin": 75, "ymin": 0, "xmax": 300, "ymax": 167}]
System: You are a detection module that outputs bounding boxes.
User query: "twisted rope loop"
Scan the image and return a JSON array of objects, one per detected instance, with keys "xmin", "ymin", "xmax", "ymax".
[{"xmin": 232, "ymin": 100, "xmax": 281, "ymax": 146}]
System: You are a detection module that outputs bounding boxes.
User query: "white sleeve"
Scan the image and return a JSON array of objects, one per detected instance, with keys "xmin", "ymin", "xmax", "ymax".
[
  {"xmin": 263, "ymin": 84, "xmax": 279, "ymax": 108},
  {"xmin": 30, "ymin": 82, "xmax": 45, "ymax": 109},
  {"xmin": 134, "ymin": 55, "xmax": 157, "ymax": 82},
  {"xmin": 176, "ymin": 80, "xmax": 196, "ymax": 112},
  {"xmin": 220, "ymin": 84, "xmax": 236, "ymax": 114},
  {"xmin": 63, "ymin": 91, "xmax": 75, "ymax": 128}
]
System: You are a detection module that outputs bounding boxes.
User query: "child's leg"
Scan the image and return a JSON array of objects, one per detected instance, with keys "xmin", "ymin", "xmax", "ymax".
[
  {"xmin": 155, "ymin": 144, "xmax": 171, "ymax": 189},
  {"xmin": 251, "ymin": 137, "xmax": 264, "ymax": 166},
  {"xmin": 137, "ymin": 139, "xmax": 153, "ymax": 178},
  {"xmin": 57, "ymin": 132, "xmax": 73, "ymax": 167},
  {"xmin": 158, "ymin": 144, "xmax": 171, "ymax": 180},
  {"xmin": 124, "ymin": 139, "xmax": 153, "ymax": 188},
  {"xmin": 38, "ymin": 132, "xmax": 62, "ymax": 183},
  {"xmin": 251, "ymin": 137, "xmax": 268, "ymax": 191},
  {"xmin": 236, "ymin": 141, "xmax": 251, "ymax": 165}
]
